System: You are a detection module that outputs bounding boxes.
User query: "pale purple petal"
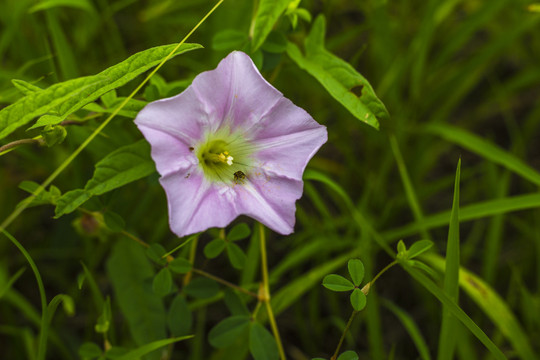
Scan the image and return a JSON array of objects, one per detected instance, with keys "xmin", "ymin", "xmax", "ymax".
[
  {"xmin": 191, "ymin": 51, "xmax": 283, "ymax": 132},
  {"xmin": 235, "ymin": 174, "xmax": 304, "ymax": 235},
  {"xmin": 134, "ymin": 86, "xmax": 209, "ymax": 144},
  {"xmin": 249, "ymin": 98, "xmax": 327, "ymax": 180},
  {"xmin": 137, "ymin": 126, "xmax": 197, "ymax": 176},
  {"xmin": 161, "ymin": 171, "xmax": 238, "ymax": 237}
]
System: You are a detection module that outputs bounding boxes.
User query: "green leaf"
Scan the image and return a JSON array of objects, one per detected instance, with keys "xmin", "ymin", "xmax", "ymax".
[
  {"xmin": 425, "ymin": 123, "xmax": 540, "ymax": 186},
  {"xmin": 95, "ymin": 297, "xmax": 112, "ymax": 333},
  {"xmin": 270, "ymin": 250, "xmax": 362, "ymax": 316},
  {"xmin": 212, "ymin": 29, "xmax": 248, "ymax": 51},
  {"xmin": 104, "ymin": 347, "xmax": 129, "ymax": 359},
  {"xmin": 261, "ymin": 31, "xmax": 287, "ymax": 54},
  {"xmin": 11, "ymin": 79, "xmax": 42, "ymax": 95},
  {"xmin": 168, "ymin": 258, "xmax": 192, "ymax": 274},
  {"xmin": 184, "ymin": 277, "xmax": 219, "ymax": 299},
  {"xmin": 381, "ymin": 299, "xmax": 431, "ymax": 360},
  {"xmin": 408, "ymin": 240, "xmax": 433, "ymax": 259},
  {"xmin": 152, "ymin": 268, "xmax": 172, "ymax": 296},
  {"xmin": 437, "ymin": 159, "xmax": 461, "ymax": 360},
  {"xmin": 79, "ymin": 342, "xmax": 102, "ymax": 359},
  {"xmin": 224, "ymin": 289, "xmax": 250, "ymax": 316},
  {"xmin": 383, "ymin": 192, "xmax": 540, "ymax": 241},
  {"xmin": 0, "ymin": 43, "xmax": 201, "ymax": 139},
  {"xmin": 228, "ymin": 223, "xmax": 251, "ymax": 241},
  {"xmin": 208, "ymin": 316, "xmax": 250, "ymax": 348},
  {"xmin": 349, "ymin": 288, "xmax": 366, "ymax": 312},
  {"xmin": 0, "ymin": 267, "xmax": 25, "ymax": 300},
  {"xmin": 251, "ymin": 0, "xmax": 290, "ymax": 52},
  {"xmin": 249, "ymin": 322, "xmax": 279, "ymax": 360},
  {"xmin": 397, "ymin": 240, "xmax": 407, "ymax": 259},
  {"xmin": 204, "ymin": 239, "xmax": 226, "ymax": 259},
  {"xmin": 337, "ymin": 351, "xmax": 359, "ymax": 360},
  {"xmin": 423, "ymin": 253, "xmax": 537, "ymax": 360},
  {"xmin": 227, "ymin": 243, "xmax": 246, "ymax": 270},
  {"xmin": 17, "ymin": 181, "xmax": 61, "ymax": 208},
  {"xmin": 167, "ymin": 295, "xmax": 192, "ymax": 337},
  {"xmin": 103, "ymin": 211, "xmax": 125, "ymax": 232},
  {"xmin": 322, "ymin": 274, "xmax": 354, "ymax": 292},
  {"xmin": 287, "ymin": 15, "xmax": 388, "ymax": 130},
  {"xmin": 29, "ymin": 0, "xmax": 95, "ymax": 13},
  {"xmin": 146, "ymin": 243, "xmax": 168, "ymax": 265},
  {"xmin": 106, "ymin": 239, "xmax": 167, "ymax": 360},
  {"xmin": 400, "ymin": 263, "xmax": 506, "ymax": 360},
  {"xmin": 347, "ymin": 259, "xmax": 364, "ymax": 287},
  {"xmin": 113, "ymin": 336, "xmax": 194, "ymax": 360},
  {"xmin": 55, "ymin": 140, "xmax": 155, "ymax": 217}
]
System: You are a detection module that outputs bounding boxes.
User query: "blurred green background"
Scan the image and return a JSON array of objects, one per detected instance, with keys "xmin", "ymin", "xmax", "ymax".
[{"xmin": 1, "ymin": 0, "xmax": 540, "ymax": 359}]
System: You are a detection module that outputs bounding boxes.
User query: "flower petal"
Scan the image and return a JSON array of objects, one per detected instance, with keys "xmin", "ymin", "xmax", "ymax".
[
  {"xmin": 191, "ymin": 51, "xmax": 283, "ymax": 132},
  {"xmin": 236, "ymin": 175, "xmax": 303, "ymax": 235},
  {"xmin": 136, "ymin": 125, "xmax": 197, "ymax": 176},
  {"xmin": 134, "ymin": 86, "xmax": 209, "ymax": 144},
  {"xmin": 249, "ymin": 98, "xmax": 328, "ymax": 180},
  {"xmin": 161, "ymin": 171, "xmax": 239, "ymax": 237}
]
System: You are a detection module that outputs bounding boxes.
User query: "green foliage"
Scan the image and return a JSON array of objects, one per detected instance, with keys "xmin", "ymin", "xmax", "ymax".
[
  {"xmin": 208, "ymin": 316, "xmax": 250, "ymax": 348},
  {"xmin": 2, "ymin": 1, "xmax": 540, "ymax": 359},
  {"xmin": 287, "ymin": 15, "xmax": 388, "ymax": 130},
  {"xmin": 249, "ymin": 322, "xmax": 279, "ymax": 360},
  {"xmin": 106, "ymin": 239, "xmax": 167, "ymax": 360},
  {"xmin": 250, "ymin": 0, "xmax": 290, "ymax": 52},
  {"xmin": 54, "ymin": 140, "xmax": 155, "ymax": 217},
  {"xmin": 323, "ymin": 259, "xmax": 367, "ymax": 312},
  {"xmin": 0, "ymin": 43, "xmax": 201, "ymax": 139}
]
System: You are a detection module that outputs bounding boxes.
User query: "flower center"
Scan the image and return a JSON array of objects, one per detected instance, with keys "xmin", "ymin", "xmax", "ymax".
[{"xmin": 196, "ymin": 133, "xmax": 253, "ymax": 185}]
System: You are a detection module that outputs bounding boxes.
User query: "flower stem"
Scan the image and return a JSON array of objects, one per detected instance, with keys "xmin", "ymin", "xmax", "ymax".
[
  {"xmin": 258, "ymin": 223, "xmax": 286, "ymax": 360},
  {"xmin": 183, "ymin": 236, "xmax": 198, "ymax": 286},
  {"xmin": 0, "ymin": 137, "xmax": 44, "ymax": 156},
  {"xmin": 331, "ymin": 309, "xmax": 358, "ymax": 360}
]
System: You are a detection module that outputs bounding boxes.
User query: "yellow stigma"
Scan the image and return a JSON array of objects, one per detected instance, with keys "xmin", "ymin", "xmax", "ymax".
[{"xmin": 218, "ymin": 151, "xmax": 234, "ymax": 166}]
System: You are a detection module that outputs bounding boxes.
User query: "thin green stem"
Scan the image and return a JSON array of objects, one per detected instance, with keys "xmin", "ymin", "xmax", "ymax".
[
  {"xmin": 331, "ymin": 310, "xmax": 358, "ymax": 360},
  {"xmin": 0, "ymin": 0, "xmax": 225, "ymax": 233},
  {"xmin": 258, "ymin": 223, "xmax": 286, "ymax": 360},
  {"xmin": 2, "ymin": 230, "xmax": 48, "ymax": 360},
  {"xmin": 331, "ymin": 260, "xmax": 398, "ymax": 359},
  {"xmin": 191, "ymin": 268, "xmax": 258, "ymax": 298}
]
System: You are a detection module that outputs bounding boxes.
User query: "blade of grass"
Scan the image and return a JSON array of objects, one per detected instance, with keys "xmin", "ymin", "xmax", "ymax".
[
  {"xmin": 2, "ymin": 230, "xmax": 48, "ymax": 360},
  {"xmin": 389, "ymin": 134, "xmax": 431, "ymax": 240},
  {"xmin": 423, "ymin": 253, "xmax": 537, "ymax": 360},
  {"xmin": 382, "ymin": 192, "xmax": 540, "ymax": 241},
  {"xmin": 425, "ymin": 123, "xmax": 540, "ymax": 186},
  {"xmin": 400, "ymin": 263, "xmax": 507, "ymax": 360},
  {"xmin": 381, "ymin": 298, "xmax": 431, "ymax": 360},
  {"xmin": 437, "ymin": 159, "xmax": 460, "ymax": 360}
]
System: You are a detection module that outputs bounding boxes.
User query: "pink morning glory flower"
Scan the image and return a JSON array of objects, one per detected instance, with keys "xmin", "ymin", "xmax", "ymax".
[{"xmin": 134, "ymin": 51, "xmax": 327, "ymax": 237}]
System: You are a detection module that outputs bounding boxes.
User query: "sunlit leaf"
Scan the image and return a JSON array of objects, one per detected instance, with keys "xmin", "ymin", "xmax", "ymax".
[
  {"xmin": 0, "ymin": 43, "xmax": 201, "ymax": 139},
  {"xmin": 251, "ymin": 0, "xmax": 289, "ymax": 52},
  {"xmin": 347, "ymin": 259, "xmax": 364, "ymax": 287},
  {"xmin": 54, "ymin": 140, "xmax": 155, "ymax": 217},
  {"xmin": 287, "ymin": 15, "xmax": 389, "ymax": 130},
  {"xmin": 322, "ymin": 274, "xmax": 354, "ymax": 292}
]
